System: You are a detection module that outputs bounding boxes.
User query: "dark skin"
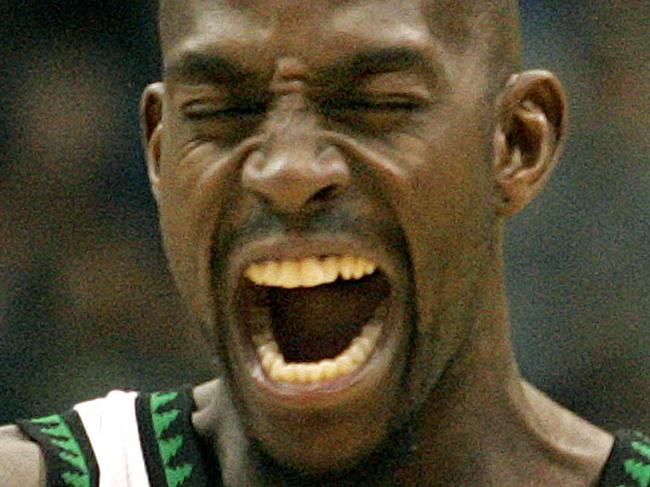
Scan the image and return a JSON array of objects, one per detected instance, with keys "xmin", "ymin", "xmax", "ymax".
[{"xmin": 0, "ymin": 1, "xmax": 615, "ymax": 485}]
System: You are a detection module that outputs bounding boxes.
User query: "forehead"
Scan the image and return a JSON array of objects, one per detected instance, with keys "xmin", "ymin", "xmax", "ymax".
[{"xmin": 160, "ymin": 0, "xmax": 475, "ymax": 74}]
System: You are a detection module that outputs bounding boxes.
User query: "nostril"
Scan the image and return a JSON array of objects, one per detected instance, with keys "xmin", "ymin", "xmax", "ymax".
[
  {"xmin": 310, "ymin": 185, "xmax": 341, "ymax": 204},
  {"xmin": 241, "ymin": 145, "xmax": 351, "ymax": 213}
]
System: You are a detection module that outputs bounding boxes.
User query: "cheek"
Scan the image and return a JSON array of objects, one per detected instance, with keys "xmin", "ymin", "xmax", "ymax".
[
  {"xmin": 158, "ymin": 136, "xmax": 224, "ymax": 246},
  {"xmin": 393, "ymin": 113, "xmax": 493, "ymax": 245},
  {"xmin": 386, "ymin": 111, "xmax": 497, "ymax": 397},
  {"xmin": 405, "ymin": 128, "xmax": 494, "ymax": 317},
  {"xmin": 157, "ymin": 130, "xmax": 240, "ymax": 327}
]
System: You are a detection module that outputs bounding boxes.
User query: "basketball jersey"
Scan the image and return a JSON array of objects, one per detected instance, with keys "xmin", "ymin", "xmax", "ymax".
[{"xmin": 16, "ymin": 387, "xmax": 649, "ymax": 486}]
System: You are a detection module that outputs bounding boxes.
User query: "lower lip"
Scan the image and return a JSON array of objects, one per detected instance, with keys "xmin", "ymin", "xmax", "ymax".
[{"xmin": 258, "ymin": 355, "xmax": 368, "ymax": 394}]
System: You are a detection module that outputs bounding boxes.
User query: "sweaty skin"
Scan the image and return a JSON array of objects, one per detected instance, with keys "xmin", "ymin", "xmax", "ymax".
[{"xmin": 0, "ymin": 1, "xmax": 614, "ymax": 486}]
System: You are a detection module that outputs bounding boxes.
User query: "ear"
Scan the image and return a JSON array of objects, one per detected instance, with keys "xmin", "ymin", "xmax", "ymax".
[
  {"xmin": 493, "ymin": 70, "xmax": 567, "ymax": 216},
  {"xmin": 140, "ymin": 82, "xmax": 165, "ymax": 202}
]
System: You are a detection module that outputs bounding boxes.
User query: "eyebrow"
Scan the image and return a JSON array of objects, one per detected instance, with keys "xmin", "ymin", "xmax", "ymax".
[
  {"xmin": 164, "ymin": 52, "xmax": 252, "ymax": 83},
  {"xmin": 321, "ymin": 46, "xmax": 436, "ymax": 83},
  {"xmin": 348, "ymin": 47, "xmax": 433, "ymax": 75}
]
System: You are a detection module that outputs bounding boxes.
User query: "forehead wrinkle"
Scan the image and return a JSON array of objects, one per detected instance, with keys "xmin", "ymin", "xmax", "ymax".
[
  {"xmin": 160, "ymin": 0, "xmax": 271, "ymax": 65},
  {"xmin": 159, "ymin": 0, "xmax": 504, "ymax": 88},
  {"xmin": 417, "ymin": 0, "xmax": 522, "ymax": 97},
  {"xmin": 322, "ymin": 0, "xmax": 453, "ymax": 79},
  {"xmin": 331, "ymin": 1, "xmax": 432, "ymax": 46},
  {"xmin": 419, "ymin": 0, "xmax": 477, "ymax": 50},
  {"xmin": 328, "ymin": 0, "xmax": 482, "ymax": 55}
]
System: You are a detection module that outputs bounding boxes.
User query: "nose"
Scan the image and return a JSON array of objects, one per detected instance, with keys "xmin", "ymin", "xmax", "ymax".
[{"xmin": 242, "ymin": 135, "xmax": 350, "ymax": 214}]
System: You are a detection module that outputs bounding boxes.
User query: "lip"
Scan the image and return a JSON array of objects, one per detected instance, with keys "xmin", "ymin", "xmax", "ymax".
[{"xmin": 219, "ymin": 232, "xmax": 407, "ymax": 409}]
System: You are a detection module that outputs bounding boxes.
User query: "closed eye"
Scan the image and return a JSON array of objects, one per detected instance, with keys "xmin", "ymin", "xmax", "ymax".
[
  {"xmin": 320, "ymin": 96, "xmax": 424, "ymax": 115},
  {"xmin": 345, "ymin": 98, "xmax": 421, "ymax": 111},
  {"xmin": 183, "ymin": 101, "xmax": 269, "ymax": 120}
]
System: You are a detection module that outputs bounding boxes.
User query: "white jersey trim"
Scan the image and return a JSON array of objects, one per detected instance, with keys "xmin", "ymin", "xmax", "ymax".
[{"xmin": 74, "ymin": 390, "xmax": 151, "ymax": 487}]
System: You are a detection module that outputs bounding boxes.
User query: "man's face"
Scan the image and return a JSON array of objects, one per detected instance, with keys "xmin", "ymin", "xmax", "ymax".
[{"xmin": 152, "ymin": 0, "xmax": 500, "ymax": 472}]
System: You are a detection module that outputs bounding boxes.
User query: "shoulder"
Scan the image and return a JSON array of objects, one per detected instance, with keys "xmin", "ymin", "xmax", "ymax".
[
  {"xmin": 191, "ymin": 379, "xmax": 223, "ymax": 435},
  {"xmin": 0, "ymin": 424, "xmax": 46, "ymax": 487},
  {"xmin": 520, "ymin": 381, "xmax": 615, "ymax": 485},
  {"xmin": 192, "ymin": 378, "xmax": 220, "ymax": 411}
]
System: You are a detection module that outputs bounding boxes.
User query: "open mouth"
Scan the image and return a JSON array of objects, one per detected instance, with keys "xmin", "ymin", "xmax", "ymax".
[{"xmin": 236, "ymin": 255, "xmax": 392, "ymax": 386}]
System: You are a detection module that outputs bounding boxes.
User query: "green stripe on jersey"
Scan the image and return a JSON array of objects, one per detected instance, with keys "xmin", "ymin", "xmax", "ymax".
[
  {"xmin": 30, "ymin": 415, "xmax": 91, "ymax": 487},
  {"xmin": 150, "ymin": 391, "xmax": 194, "ymax": 487}
]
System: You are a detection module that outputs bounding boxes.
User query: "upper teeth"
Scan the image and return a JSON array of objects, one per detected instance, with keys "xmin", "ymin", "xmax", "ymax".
[{"xmin": 244, "ymin": 256, "xmax": 377, "ymax": 288}]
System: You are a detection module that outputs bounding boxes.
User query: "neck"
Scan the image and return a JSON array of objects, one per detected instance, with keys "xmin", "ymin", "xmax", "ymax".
[{"xmin": 390, "ymin": 248, "xmax": 613, "ymax": 486}]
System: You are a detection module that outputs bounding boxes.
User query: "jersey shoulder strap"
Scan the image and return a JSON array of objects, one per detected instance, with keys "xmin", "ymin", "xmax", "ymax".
[
  {"xmin": 598, "ymin": 429, "xmax": 650, "ymax": 487},
  {"xmin": 16, "ymin": 405, "xmax": 100, "ymax": 487},
  {"xmin": 135, "ymin": 386, "xmax": 219, "ymax": 487}
]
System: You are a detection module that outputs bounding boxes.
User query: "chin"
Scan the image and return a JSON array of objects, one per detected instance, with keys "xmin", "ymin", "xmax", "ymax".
[
  {"xmin": 213, "ymin": 232, "xmax": 415, "ymax": 472},
  {"xmin": 252, "ymin": 414, "xmax": 391, "ymax": 474}
]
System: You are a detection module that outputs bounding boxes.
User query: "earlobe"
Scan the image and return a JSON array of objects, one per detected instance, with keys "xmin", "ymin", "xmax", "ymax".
[
  {"xmin": 493, "ymin": 70, "xmax": 567, "ymax": 216},
  {"xmin": 140, "ymin": 82, "xmax": 165, "ymax": 202}
]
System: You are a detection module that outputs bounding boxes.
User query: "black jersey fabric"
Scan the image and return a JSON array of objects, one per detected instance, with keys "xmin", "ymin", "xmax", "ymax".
[
  {"xmin": 16, "ymin": 389, "xmax": 648, "ymax": 486},
  {"xmin": 598, "ymin": 429, "xmax": 650, "ymax": 487}
]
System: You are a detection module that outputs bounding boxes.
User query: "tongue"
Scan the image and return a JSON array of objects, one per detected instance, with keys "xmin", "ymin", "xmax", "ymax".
[{"xmin": 270, "ymin": 276, "xmax": 386, "ymax": 362}]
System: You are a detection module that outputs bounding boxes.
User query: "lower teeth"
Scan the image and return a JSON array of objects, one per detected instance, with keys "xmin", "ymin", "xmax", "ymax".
[{"xmin": 253, "ymin": 323, "xmax": 381, "ymax": 384}]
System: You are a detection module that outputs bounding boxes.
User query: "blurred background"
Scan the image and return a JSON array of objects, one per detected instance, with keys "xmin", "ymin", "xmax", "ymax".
[{"xmin": 0, "ymin": 1, "xmax": 648, "ymax": 432}]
